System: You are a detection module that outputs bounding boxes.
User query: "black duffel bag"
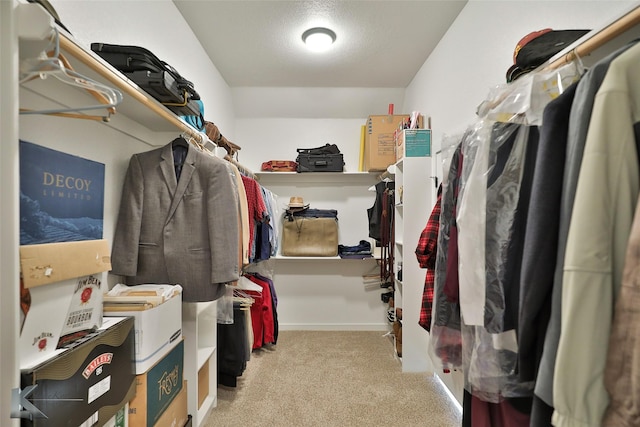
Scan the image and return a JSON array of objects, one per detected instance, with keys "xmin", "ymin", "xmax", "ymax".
[
  {"xmin": 296, "ymin": 144, "xmax": 344, "ymax": 173},
  {"xmin": 90, "ymin": 43, "xmax": 201, "ymax": 117}
]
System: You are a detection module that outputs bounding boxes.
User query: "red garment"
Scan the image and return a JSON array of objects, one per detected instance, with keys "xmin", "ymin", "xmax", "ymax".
[
  {"xmin": 443, "ymin": 149, "xmax": 464, "ymax": 303},
  {"xmin": 470, "ymin": 395, "xmax": 531, "ymax": 427},
  {"xmin": 241, "ymin": 176, "xmax": 267, "ymax": 257},
  {"xmin": 415, "ymin": 187, "xmax": 442, "ymax": 332},
  {"xmin": 246, "ymin": 274, "xmax": 275, "ymax": 349}
]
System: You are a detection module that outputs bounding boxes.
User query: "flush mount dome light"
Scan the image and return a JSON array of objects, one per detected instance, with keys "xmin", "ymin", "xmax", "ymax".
[{"xmin": 302, "ymin": 27, "xmax": 336, "ymax": 52}]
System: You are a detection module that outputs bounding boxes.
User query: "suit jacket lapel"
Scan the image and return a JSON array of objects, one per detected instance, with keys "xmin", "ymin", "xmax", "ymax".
[
  {"xmin": 160, "ymin": 143, "xmax": 177, "ymax": 194},
  {"xmin": 166, "ymin": 143, "xmax": 197, "ymax": 225}
]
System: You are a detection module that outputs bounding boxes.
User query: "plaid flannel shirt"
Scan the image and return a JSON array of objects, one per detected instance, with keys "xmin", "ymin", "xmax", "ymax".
[{"xmin": 415, "ymin": 187, "xmax": 442, "ymax": 332}]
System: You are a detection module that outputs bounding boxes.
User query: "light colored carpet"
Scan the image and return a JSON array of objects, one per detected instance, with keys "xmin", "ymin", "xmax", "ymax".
[{"xmin": 204, "ymin": 330, "xmax": 462, "ymax": 427}]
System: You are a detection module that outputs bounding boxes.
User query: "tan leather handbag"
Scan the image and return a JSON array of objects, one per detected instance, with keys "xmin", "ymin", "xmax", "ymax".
[{"xmin": 281, "ymin": 210, "xmax": 338, "ymax": 257}]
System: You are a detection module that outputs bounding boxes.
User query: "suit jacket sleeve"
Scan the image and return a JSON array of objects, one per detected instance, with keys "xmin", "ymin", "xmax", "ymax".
[
  {"xmin": 111, "ymin": 154, "xmax": 144, "ymax": 276},
  {"xmin": 206, "ymin": 157, "xmax": 240, "ymax": 284}
]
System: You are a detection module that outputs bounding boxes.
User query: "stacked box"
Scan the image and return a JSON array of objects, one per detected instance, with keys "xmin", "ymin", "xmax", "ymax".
[
  {"xmin": 20, "ymin": 317, "xmax": 136, "ymax": 427},
  {"xmin": 103, "ymin": 286, "xmax": 182, "ymax": 374},
  {"xmin": 395, "ymin": 129, "xmax": 432, "ymax": 161},
  {"xmin": 363, "ymin": 115, "xmax": 409, "ymax": 171},
  {"xmin": 128, "ymin": 340, "xmax": 185, "ymax": 427}
]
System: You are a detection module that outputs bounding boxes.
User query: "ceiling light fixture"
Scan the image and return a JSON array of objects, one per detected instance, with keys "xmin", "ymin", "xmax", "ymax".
[{"xmin": 302, "ymin": 27, "xmax": 336, "ymax": 52}]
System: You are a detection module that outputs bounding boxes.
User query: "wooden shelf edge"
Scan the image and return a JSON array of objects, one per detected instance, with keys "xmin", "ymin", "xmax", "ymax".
[{"xmin": 58, "ymin": 33, "xmax": 202, "ymax": 140}]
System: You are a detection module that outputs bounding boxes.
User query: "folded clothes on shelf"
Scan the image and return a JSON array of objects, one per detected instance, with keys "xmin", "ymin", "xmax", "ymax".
[{"xmin": 338, "ymin": 240, "xmax": 373, "ymax": 259}]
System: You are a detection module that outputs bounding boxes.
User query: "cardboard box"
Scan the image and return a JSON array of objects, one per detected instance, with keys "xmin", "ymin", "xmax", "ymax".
[
  {"xmin": 364, "ymin": 115, "xmax": 409, "ymax": 171},
  {"xmin": 128, "ymin": 340, "xmax": 184, "ymax": 427},
  {"xmin": 395, "ymin": 129, "xmax": 432, "ymax": 161},
  {"xmin": 105, "ymin": 403, "xmax": 129, "ymax": 427},
  {"xmin": 103, "ymin": 286, "xmax": 182, "ymax": 374},
  {"xmin": 150, "ymin": 381, "xmax": 188, "ymax": 427},
  {"xmin": 19, "ymin": 274, "xmax": 104, "ymax": 369},
  {"xmin": 20, "ymin": 239, "xmax": 111, "ymax": 288},
  {"xmin": 20, "ymin": 317, "xmax": 136, "ymax": 427}
]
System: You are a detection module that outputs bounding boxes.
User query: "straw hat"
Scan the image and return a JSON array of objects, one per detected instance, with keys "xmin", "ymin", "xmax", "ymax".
[{"xmin": 287, "ymin": 196, "xmax": 309, "ymax": 210}]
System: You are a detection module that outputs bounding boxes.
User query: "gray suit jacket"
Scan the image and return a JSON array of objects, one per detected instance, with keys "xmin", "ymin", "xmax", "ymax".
[{"xmin": 111, "ymin": 141, "xmax": 239, "ymax": 302}]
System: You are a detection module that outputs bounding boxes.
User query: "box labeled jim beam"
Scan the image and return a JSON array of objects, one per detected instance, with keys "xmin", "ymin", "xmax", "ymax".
[{"xmin": 20, "ymin": 317, "xmax": 136, "ymax": 427}]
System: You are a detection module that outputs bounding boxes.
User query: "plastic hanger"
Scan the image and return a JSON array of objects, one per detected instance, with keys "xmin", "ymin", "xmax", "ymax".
[
  {"xmin": 236, "ymin": 276, "xmax": 263, "ymax": 292},
  {"xmin": 19, "ymin": 28, "xmax": 123, "ymax": 122}
]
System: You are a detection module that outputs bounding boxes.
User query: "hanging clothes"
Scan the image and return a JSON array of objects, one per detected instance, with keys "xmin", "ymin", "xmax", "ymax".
[
  {"xmin": 530, "ymin": 40, "xmax": 639, "ymax": 427},
  {"xmin": 217, "ymin": 301, "xmax": 250, "ymax": 387},
  {"xmin": 415, "ymin": 185, "xmax": 442, "ymax": 332},
  {"xmin": 245, "ymin": 274, "xmax": 276, "ymax": 349},
  {"xmin": 430, "ymin": 61, "xmax": 582, "ymax": 407},
  {"xmin": 430, "ymin": 141, "xmax": 464, "ymax": 372},
  {"xmin": 517, "ymin": 82, "xmax": 577, "ymax": 385},
  {"xmin": 552, "ymin": 40, "xmax": 640, "ymax": 427},
  {"xmin": 241, "ymin": 175, "xmax": 268, "ymax": 263},
  {"xmin": 603, "ymin": 194, "xmax": 640, "ymax": 426},
  {"xmin": 367, "ymin": 181, "xmax": 394, "ymax": 242},
  {"xmin": 227, "ymin": 162, "xmax": 251, "ymax": 267},
  {"xmin": 111, "ymin": 140, "xmax": 239, "ymax": 302}
]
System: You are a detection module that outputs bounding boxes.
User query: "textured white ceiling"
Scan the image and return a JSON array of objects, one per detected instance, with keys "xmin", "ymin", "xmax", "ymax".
[{"xmin": 173, "ymin": 0, "xmax": 467, "ymax": 88}]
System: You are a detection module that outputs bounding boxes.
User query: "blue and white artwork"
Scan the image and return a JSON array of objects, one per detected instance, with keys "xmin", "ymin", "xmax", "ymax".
[{"xmin": 19, "ymin": 140, "xmax": 105, "ymax": 245}]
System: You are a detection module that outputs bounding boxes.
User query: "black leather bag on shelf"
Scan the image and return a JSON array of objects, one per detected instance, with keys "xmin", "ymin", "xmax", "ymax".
[
  {"xmin": 90, "ymin": 43, "xmax": 201, "ymax": 117},
  {"xmin": 296, "ymin": 144, "xmax": 344, "ymax": 172}
]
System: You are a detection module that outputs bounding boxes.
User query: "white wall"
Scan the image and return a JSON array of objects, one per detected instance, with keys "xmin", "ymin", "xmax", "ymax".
[
  {"xmin": 235, "ymin": 117, "xmax": 363, "ymax": 172},
  {"xmin": 53, "ymin": 0, "xmax": 236, "ymax": 139},
  {"xmin": 402, "ymin": 0, "xmax": 638, "ymax": 172}
]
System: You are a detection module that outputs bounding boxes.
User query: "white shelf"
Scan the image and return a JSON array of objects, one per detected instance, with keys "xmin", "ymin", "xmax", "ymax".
[
  {"xmin": 392, "ymin": 156, "xmax": 433, "ymax": 373},
  {"xmin": 182, "ymin": 301, "xmax": 217, "ymax": 427},
  {"xmin": 198, "ymin": 346, "xmax": 216, "ymax": 370},
  {"xmin": 256, "ymin": 171, "xmax": 378, "ymax": 184},
  {"xmin": 273, "ymin": 255, "xmax": 377, "ymax": 261},
  {"xmin": 19, "ymin": 31, "xmax": 205, "ymax": 142},
  {"xmin": 198, "ymin": 395, "xmax": 216, "ymax": 424}
]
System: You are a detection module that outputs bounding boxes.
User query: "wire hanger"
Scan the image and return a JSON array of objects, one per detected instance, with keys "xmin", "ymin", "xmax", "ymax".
[{"xmin": 19, "ymin": 28, "xmax": 123, "ymax": 122}]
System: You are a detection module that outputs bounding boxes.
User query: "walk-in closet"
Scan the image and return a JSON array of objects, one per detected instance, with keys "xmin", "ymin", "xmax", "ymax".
[{"xmin": 3, "ymin": 1, "xmax": 640, "ymax": 426}]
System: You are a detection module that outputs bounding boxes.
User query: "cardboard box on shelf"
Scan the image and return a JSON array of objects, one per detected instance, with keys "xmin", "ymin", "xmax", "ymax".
[
  {"xmin": 395, "ymin": 129, "xmax": 432, "ymax": 161},
  {"xmin": 151, "ymin": 381, "xmax": 188, "ymax": 427},
  {"xmin": 103, "ymin": 284, "xmax": 183, "ymax": 374},
  {"xmin": 128, "ymin": 339, "xmax": 184, "ymax": 427},
  {"xmin": 20, "ymin": 239, "xmax": 111, "ymax": 289},
  {"xmin": 105, "ymin": 403, "xmax": 129, "ymax": 427},
  {"xmin": 19, "ymin": 274, "xmax": 105, "ymax": 369},
  {"xmin": 363, "ymin": 115, "xmax": 409, "ymax": 171},
  {"xmin": 20, "ymin": 317, "xmax": 136, "ymax": 427}
]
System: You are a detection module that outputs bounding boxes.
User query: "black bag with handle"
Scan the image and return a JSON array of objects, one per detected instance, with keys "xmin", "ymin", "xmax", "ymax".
[
  {"xmin": 296, "ymin": 144, "xmax": 344, "ymax": 172},
  {"xmin": 90, "ymin": 43, "xmax": 201, "ymax": 117}
]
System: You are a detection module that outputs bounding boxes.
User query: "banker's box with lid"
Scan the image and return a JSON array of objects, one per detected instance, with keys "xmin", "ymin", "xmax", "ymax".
[{"xmin": 102, "ymin": 284, "xmax": 183, "ymax": 374}]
